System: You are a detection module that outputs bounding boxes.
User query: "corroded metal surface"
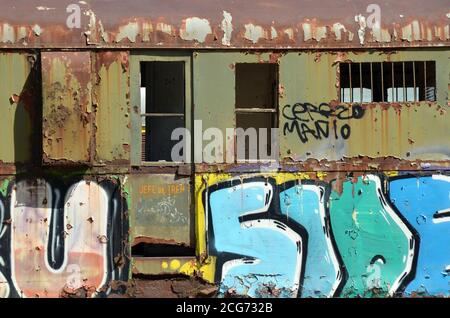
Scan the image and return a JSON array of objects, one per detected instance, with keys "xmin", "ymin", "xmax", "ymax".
[
  {"xmin": 194, "ymin": 51, "xmax": 450, "ymax": 166},
  {"xmin": 42, "ymin": 51, "xmax": 93, "ymax": 164},
  {"xmin": 93, "ymin": 51, "xmax": 131, "ymax": 165},
  {"xmin": 0, "ymin": 0, "xmax": 448, "ymax": 49},
  {"xmin": 0, "ymin": 0, "xmax": 448, "ymax": 297},
  {"xmin": 126, "ymin": 174, "xmax": 193, "ymax": 247}
]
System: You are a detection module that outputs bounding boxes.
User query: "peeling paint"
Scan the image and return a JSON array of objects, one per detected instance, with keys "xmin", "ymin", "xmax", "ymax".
[
  {"xmin": 370, "ymin": 22, "xmax": 391, "ymax": 43},
  {"xmin": 1, "ymin": 23, "xmax": 14, "ymax": 43},
  {"xmin": 85, "ymin": 9, "xmax": 110, "ymax": 44},
  {"xmin": 36, "ymin": 6, "xmax": 55, "ymax": 11},
  {"xmin": 32, "ymin": 24, "xmax": 42, "ymax": 37},
  {"xmin": 180, "ymin": 17, "xmax": 212, "ymax": 43},
  {"xmin": 244, "ymin": 23, "xmax": 266, "ymax": 44},
  {"xmin": 303, "ymin": 23, "xmax": 326, "ymax": 42},
  {"xmin": 355, "ymin": 14, "xmax": 367, "ymax": 45},
  {"xmin": 348, "ymin": 31, "xmax": 355, "ymax": 42},
  {"xmin": 0, "ymin": 0, "xmax": 448, "ymax": 48},
  {"xmin": 271, "ymin": 26, "xmax": 278, "ymax": 39},
  {"xmin": 116, "ymin": 22, "xmax": 139, "ymax": 43},
  {"xmin": 221, "ymin": 11, "xmax": 233, "ymax": 46},
  {"xmin": 142, "ymin": 22, "xmax": 153, "ymax": 42},
  {"xmin": 333, "ymin": 23, "xmax": 346, "ymax": 41},
  {"xmin": 402, "ymin": 21, "xmax": 422, "ymax": 42},
  {"xmin": 284, "ymin": 28, "xmax": 294, "ymax": 40},
  {"xmin": 156, "ymin": 22, "xmax": 174, "ymax": 36},
  {"xmin": 303, "ymin": 24, "xmax": 312, "ymax": 41}
]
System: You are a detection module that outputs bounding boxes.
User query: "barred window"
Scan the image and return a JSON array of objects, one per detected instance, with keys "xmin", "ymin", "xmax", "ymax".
[{"xmin": 339, "ymin": 61, "xmax": 436, "ymax": 103}]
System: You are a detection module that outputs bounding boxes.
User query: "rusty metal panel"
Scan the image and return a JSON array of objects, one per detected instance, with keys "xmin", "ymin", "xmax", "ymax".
[
  {"xmin": 0, "ymin": 0, "xmax": 449, "ymax": 49},
  {"xmin": 0, "ymin": 53, "xmax": 37, "ymax": 164},
  {"xmin": 127, "ymin": 174, "xmax": 192, "ymax": 246},
  {"xmin": 193, "ymin": 51, "xmax": 450, "ymax": 167},
  {"xmin": 193, "ymin": 52, "xmax": 278, "ymax": 163},
  {"xmin": 93, "ymin": 51, "xmax": 131, "ymax": 165},
  {"xmin": 281, "ymin": 103, "xmax": 450, "ymax": 162},
  {"xmin": 42, "ymin": 52, "xmax": 93, "ymax": 164},
  {"xmin": 279, "ymin": 51, "xmax": 450, "ymax": 162}
]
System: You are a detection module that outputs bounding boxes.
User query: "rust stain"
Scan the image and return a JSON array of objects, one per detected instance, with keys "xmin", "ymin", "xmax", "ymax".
[
  {"xmin": 41, "ymin": 51, "xmax": 93, "ymax": 165},
  {"xmin": 0, "ymin": 0, "xmax": 448, "ymax": 49},
  {"xmin": 195, "ymin": 156, "xmax": 450, "ymax": 174}
]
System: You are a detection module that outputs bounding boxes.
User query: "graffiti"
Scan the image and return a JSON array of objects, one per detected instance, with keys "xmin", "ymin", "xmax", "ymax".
[
  {"xmin": 139, "ymin": 183, "xmax": 186, "ymax": 196},
  {"xmin": 282, "ymin": 103, "xmax": 365, "ymax": 143},
  {"xmin": 206, "ymin": 178, "xmax": 307, "ymax": 298},
  {"xmin": 279, "ymin": 183, "xmax": 343, "ymax": 297},
  {"xmin": 0, "ymin": 192, "xmax": 9, "ymax": 298},
  {"xmin": 389, "ymin": 175, "xmax": 450, "ymax": 296},
  {"xmin": 138, "ymin": 195, "xmax": 189, "ymax": 225},
  {"xmin": 201, "ymin": 173, "xmax": 449, "ymax": 298},
  {"xmin": 1, "ymin": 172, "xmax": 448, "ymax": 298},
  {"xmin": 329, "ymin": 175, "xmax": 416, "ymax": 297},
  {"xmin": 0, "ymin": 178, "xmax": 129, "ymax": 298}
]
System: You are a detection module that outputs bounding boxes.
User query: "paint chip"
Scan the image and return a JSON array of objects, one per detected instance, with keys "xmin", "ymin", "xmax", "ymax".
[
  {"xmin": 36, "ymin": 6, "xmax": 55, "ymax": 11},
  {"xmin": 221, "ymin": 11, "xmax": 233, "ymax": 46},
  {"xmin": 115, "ymin": 22, "xmax": 139, "ymax": 43},
  {"xmin": 180, "ymin": 17, "xmax": 212, "ymax": 43},
  {"xmin": 98, "ymin": 235, "xmax": 108, "ymax": 244},
  {"xmin": 244, "ymin": 23, "xmax": 265, "ymax": 44},
  {"xmin": 32, "ymin": 24, "xmax": 42, "ymax": 36},
  {"xmin": 9, "ymin": 94, "xmax": 20, "ymax": 104},
  {"xmin": 354, "ymin": 14, "xmax": 367, "ymax": 45},
  {"xmin": 333, "ymin": 23, "xmax": 346, "ymax": 41}
]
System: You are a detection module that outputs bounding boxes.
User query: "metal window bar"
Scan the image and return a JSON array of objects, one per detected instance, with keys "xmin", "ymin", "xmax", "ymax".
[
  {"xmin": 413, "ymin": 61, "xmax": 417, "ymax": 102},
  {"xmin": 424, "ymin": 61, "xmax": 427, "ymax": 101},
  {"xmin": 370, "ymin": 62, "xmax": 374, "ymax": 102},
  {"xmin": 349, "ymin": 63, "xmax": 353, "ymax": 103},
  {"xmin": 381, "ymin": 62, "xmax": 385, "ymax": 102},
  {"xmin": 340, "ymin": 60, "xmax": 436, "ymax": 103},
  {"xmin": 391, "ymin": 62, "xmax": 395, "ymax": 102},
  {"xmin": 359, "ymin": 63, "xmax": 363, "ymax": 103},
  {"xmin": 402, "ymin": 62, "xmax": 408, "ymax": 102}
]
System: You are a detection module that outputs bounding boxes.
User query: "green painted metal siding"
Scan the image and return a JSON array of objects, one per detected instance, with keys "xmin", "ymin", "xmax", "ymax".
[{"xmin": 0, "ymin": 53, "xmax": 35, "ymax": 164}]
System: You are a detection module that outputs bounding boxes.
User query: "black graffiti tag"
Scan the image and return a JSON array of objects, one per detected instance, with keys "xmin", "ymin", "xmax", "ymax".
[{"xmin": 282, "ymin": 103, "xmax": 365, "ymax": 143}]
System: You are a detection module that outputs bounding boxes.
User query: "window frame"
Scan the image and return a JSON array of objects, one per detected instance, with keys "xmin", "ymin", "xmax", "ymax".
[
  {"xmin": 234, "ymin": 62, "xmax": 280, "ymax": 164},
  {"xmin": 130, "ymin": 52, "xmax": 192, "ymax": 167},
  {"xmin": 338, "ymin": 60, "xmax": 437, "ymax": 104}
]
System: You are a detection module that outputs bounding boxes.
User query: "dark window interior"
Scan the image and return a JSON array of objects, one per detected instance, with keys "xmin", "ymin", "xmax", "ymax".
[
  {"xmin": 235, "ymin": 63, "xmax": 278, "ymax": 161},
  {"xmin": 340, "ymin": 61, "xmax": 436, "ymax": 103},
  {"xmin": 140, "ymin": 62, "xmax": 185, "ymax": 162},
  {"xmin": 236, "ymin": 63, "xmax": 277, "ymax": 109}
]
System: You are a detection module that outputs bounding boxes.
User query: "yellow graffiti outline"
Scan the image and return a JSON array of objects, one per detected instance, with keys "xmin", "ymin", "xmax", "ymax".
[{"xmin": 178, "ymin": 172, "xmax": 311, "ymax": 282}]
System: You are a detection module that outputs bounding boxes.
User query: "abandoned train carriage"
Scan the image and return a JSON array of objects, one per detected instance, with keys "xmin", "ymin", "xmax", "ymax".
[{"xmin": 0, "ymin": 0, "xmax": 449, "ymax": 298}]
